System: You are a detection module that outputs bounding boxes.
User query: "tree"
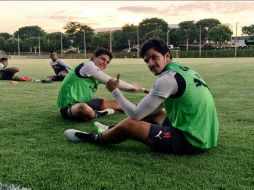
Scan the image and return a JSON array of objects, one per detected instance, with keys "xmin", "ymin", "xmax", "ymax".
[
  {"xmin": 111, "ymin": 30, "xmax": 125, "ymax": 51},
  {"xmin": 242, "ymin": 24, "xmax": 254, "ymax": 36},
  {"xmin": 178, "ymin": 21, "xmax": 198, "ymax": 50},
  {"xmin": 46, "ymin": 32, "xmax": 70, "ymax": 52},
  {"xmin": 22, "ymin": 37, "xmax": 40, "ymax": 52},
  {"xmin": 64, "ymin": 21, "xmax": 94, "ymax": 51},
  {"xmin": 121, "ymin": 24, "xmax": 138, "ymax": 49},
  {"xmin": 0, "ymin": 37, "xmax": 5, "ymax": 50},
  {"xmin": 5, "ymin": 37, "xmax": 19, "ymax": 53},
  {"xmin": 196, "ymin": 18, "xmax": 221, "ymax": 30},
  {"xmin": 168, "ymin": 28, "xmax": 181, "ymax": 47},
  {"xmin": 0, "ymin": 33, "xmax": 12, "ymax": 40},
  {"xmin": 139, "ymin": 17, "xmax": 168, "ymax": 43},
  {"xmin": 208, "ymin": 25, "xmax": 232, "ymax": 46},
  {"xmin": 196, "ymin": 18, "xmax": 221, "ymax": 43},
  {"xmin": 144, "ymin": 29, "xmax": 166, "ymax": 41},
  {"xmin": 14, "ymin": 26, "xmax": 46, "ymax": 40},
  {"xmin": 93, "ymin": 32, "xmax": 110, "ymax": 49}
]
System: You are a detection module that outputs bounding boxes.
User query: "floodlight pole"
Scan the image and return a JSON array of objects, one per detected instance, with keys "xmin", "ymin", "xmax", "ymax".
[
  {"xmin": 167, "ymin": 27, "xmax": 170, "ymax": 46},
  {"xmin": 234, "ymin": 22, "xmax": 239, "ymax": 58},
  {"xmin": 38, "ymin": 35, "xmax": 41, "ymax": 56},
  {"xmin": 84, "ymin": 30, "xmax": 86, "ymax": 59},
  {"xmin": 137, "ymin": 26, "xmax": 140, "ymax": 58},
  {"xmin": 18, "ymin": 34, "xmax": 20, "ymax": 56},
  {"xmin": 109, "ymin": 31, "xmax": 112, "ymax": 52},
  {"xmin": 199, "ymin": 25, "xmax": 201, "ymax": 58},
  {"xmin": 61, "ymin": 33, "xmax": 63, "ymax": 57}
]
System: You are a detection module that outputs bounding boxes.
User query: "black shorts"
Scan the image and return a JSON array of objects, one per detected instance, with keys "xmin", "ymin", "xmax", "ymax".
[
  {"xmin": 148, "ymin": 118, "xmax": 204, "ymax": 155},
  {"xmin": 59, "ymin": 98, "xmax": 104, "ymax": 120},
  {"xmin": 52, "ymin": 75, "xmax": 65, "ymax": 81},
  {"xmin": 1, "ymin": 69, "xmax": 15, "ymax": 80}
]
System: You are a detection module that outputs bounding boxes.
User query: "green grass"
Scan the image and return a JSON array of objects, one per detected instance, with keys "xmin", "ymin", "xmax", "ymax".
[{"xmin": 0, "ymin": 58, "xmax": 253, "ymax": 189}]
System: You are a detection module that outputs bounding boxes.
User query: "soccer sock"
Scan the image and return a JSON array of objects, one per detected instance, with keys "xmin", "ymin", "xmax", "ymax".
[
  {"xmin": 75, "ymin": 132, "xmax": 105, "ymax": 145},
  {"xmin": 108, "ymin": 125, "xmax": 114, "ymax": 129},
  {"xmin": 94, "ymin": 110, "xmax": 108, "ymax": 118}
]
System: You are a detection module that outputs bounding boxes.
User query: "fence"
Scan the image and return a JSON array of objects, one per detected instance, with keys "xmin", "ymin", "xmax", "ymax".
[{"xmin": 1, "ymin": 49, "xmax": 254, "ymax": 59}]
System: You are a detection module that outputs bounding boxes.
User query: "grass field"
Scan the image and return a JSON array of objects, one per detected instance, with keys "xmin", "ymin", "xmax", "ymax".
[{"xmin": 0, "ymin": 58, "xmax": 253, "ymax": 190}]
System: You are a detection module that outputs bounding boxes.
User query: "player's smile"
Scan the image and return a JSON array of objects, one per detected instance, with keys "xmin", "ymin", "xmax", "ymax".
[{"xmin": 94, "ymin": 55, "xmax": 111, "ymax": 70}]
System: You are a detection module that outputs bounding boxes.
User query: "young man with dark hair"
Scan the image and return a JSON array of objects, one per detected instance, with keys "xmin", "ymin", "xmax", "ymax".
[
  {"xmin": 65, "ymin": 39, "xmax": 219, "ymax": 155},
  {"xmin": 57, "ymin": 47, "xmax": 147, "ymax": 121},
  {"xmin": 0, "ymin": 58, "xmax": 31, "ymax": 81},
  {"xmin": 42, "ymin": 51, "xmax": 72, "ymax": 83}
]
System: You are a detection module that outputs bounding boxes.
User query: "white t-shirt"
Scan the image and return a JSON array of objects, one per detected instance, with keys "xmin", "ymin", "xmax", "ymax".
[
  {"xmin": 0, "ymin": 63, "xmax": 5, "ymax": 71},
  {"xmin": 77, "ymin": 61, "xmax": 136, "ymax": 91},
  {"xmin": 112, "ymin": 70, "xmax": 179, "ymax": 120},
  {"xmin": 50, "ymin": 59, "xmax": 72, "ymax": 74}
]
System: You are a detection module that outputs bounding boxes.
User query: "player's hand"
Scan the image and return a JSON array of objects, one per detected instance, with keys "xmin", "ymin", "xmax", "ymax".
[
  {"xmin": 132, "ymin": 85, "xmax": 150, "ymax": 94},
  {"xmin": 141, "ymin": 88, "xmax": 150, "ymax": 94},
  {"xmin": 106, "ymin": 74, "xmax": 120, "ymax": 92}
]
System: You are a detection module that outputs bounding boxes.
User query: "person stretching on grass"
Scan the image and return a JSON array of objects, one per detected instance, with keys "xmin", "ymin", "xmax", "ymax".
[
  {"xmin": 42, "ymin": 51, "xmax": 72, "ymax": 83},
  {"xmin": 0, "ymin": 57, "xmax": 31, "ymax": 81},
  {"xmin": 65, "ymin": 38, "xmax": 219, "ymax": 155},
  {"xmin": 57, "ymin": 47, "xmax": 148, "ymax": 121}
]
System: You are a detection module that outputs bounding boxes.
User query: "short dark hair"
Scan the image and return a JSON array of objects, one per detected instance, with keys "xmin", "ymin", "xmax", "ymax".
[
  {"xmin": 49, "ymin": 51, "xmax": 56, "ymax": 54},
  {"xmin": 0, "ymin": 57, "xmax": 8, "ymax": 62},
  {"xmin": 140, "ymin": 38, "xmax": 171, "ymax": 59},
  {"xmin": 91, "ymin": 48, "xmax": 113, "ymax": 60}
]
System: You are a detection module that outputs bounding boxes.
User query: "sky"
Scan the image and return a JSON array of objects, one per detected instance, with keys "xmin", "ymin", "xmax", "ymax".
[{"xmin": 1, "ymin": 1, "xmax": 253, "ymax": 36}]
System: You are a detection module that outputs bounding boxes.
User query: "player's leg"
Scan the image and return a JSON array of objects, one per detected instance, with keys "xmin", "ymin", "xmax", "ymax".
[
  {"xmin": 94, "ymin": 108, "xmax": 167, "ymax": 134},
  {"xmin": 8, "ymin": 67, "xmax": 19, "ymax": 73},
  {"xmin": 65, "ymin": 117, "xmax": 204, "ymax": 154},
  {"xmin": 61, "ymin": 102, "xmax": 114, "ymax": 121},
  {"xmin": 101, "ymin": 118, "xmax": 151, "ymax": 144},
  {"xmin": 70, "ymin": 103, "xmax": 97, "ymax": 121},
  {"xmin": 41, "ymin": 75, "xmax": 54, "ymax": 83},
  {"xmin": 65, "ymin": 118, "xmax": 151, "ymax": 144},
  {"xmin": 2, "ymin": 69, "xmax": 16, "ymax": 80},
  {"xmin": 142, "ymin": 109, "xmax": 167, "ymax": 125},
  {"xmin": 103, "ymin": 100, "xmax": 122, "ymax": 111},
  {"xmin": 58, "ymin": 70, "xmax": 68, "ymax": 77},
  {"xmin": 103, "ymin": 118, "xmax": 204, "ymax": 154},
  {"xmin": 88, "ymin": 98, "xmax": 122, "ymax": 112},
  {"xmin": 52, "ymin": 71, "xmax": 68, "ymax": 81}
]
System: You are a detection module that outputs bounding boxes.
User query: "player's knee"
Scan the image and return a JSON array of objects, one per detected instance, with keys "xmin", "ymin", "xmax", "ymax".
[
  {"xmin": 77, "ymin": 104, "xmax": 93, "ymax": 115},
  {"xmin": 112, "ymin": 100, "xmax": 122, "ymax": 111},
  {"xmin": 116, "ymin": 119, "xmax": 135, "ymax": 133},
  {"xmin": 7, "ymin": 67, "xmax": 19, "ymax": 73},
  {"xmin": 14, "ymin": 67, "xmax": 20, "ymax": 72}
]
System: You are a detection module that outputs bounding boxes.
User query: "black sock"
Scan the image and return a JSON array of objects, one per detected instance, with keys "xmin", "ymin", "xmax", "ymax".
[
  {"xmin": 95, "ymin": 110, "xmax": 108, "ymax": 118},
  {"xmin": 108, "ymin": 125, "xmax": 114, "ymax": 129},
  {"xmin": 75, "ymin": 132, "xmax": 105, "ymax": 145}
]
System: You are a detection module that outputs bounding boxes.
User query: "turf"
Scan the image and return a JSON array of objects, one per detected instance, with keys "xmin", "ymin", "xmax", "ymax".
[{"xmin": 0, "ymin": 58, "xmax": 253, "ymax": 189}]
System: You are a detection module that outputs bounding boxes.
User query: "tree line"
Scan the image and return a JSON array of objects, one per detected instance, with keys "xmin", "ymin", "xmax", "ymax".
[{"xmin": 0, "ymin": 17, "xmax": 254, "ymax": 53}]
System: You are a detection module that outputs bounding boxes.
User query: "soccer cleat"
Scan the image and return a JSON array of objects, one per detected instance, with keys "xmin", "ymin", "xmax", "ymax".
[
  {"xmin": 41, "ymin": 79, "xmax": 53, "ymax": 83},
  {"xmin": 94, "ymin": 122, "xmax": 109, "ymax": 134},
  {"xmin": 64, "ymin": 129, "xmax": 91, "ymax": 142},
  {"xmin": 32, "ymin": 78, "xmax": 41, "ymax": 82},
  {"xmin": 18, "ymin": 76, "xmax": 32, "ymax": 81},
  {"xmin": 98, "ymin": 108, "xmax": 115, "ymax": 115}
]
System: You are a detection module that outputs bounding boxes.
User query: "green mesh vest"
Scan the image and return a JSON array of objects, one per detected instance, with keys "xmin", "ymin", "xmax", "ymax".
[
  {"xmin": 57, "ymin": 69, "xmax": 100, "ymax": 108},
  {"xmin": 164, "ymin": 62, "xmax": 219, "ymax": 149}
]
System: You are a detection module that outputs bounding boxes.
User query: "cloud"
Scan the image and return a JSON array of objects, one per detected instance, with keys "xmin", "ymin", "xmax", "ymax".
[
  {"xmin": 118, "ymin": 6, "xmax": 160, "ymax": 14},
  {"xmin": 27, "ymin": 10, "xmax": 100, "ymax": 26},
  {"xmin": 118, "ymin": 2, "xmax": 254, "ymax": 17},
  {"xmin": 213, "ymin": 1, "xmax": 254, "ymax": 14}
]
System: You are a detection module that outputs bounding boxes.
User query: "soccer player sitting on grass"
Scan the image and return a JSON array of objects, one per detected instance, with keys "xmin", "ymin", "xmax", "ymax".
[
  {"xmin": 57, "ymin": 47, "xmax": 148, "ymax": 121},
  {"xmin": 0, "ymin": 57, "xmax": 31, "ymax": 81},
  {"xmin": 65, "ymin": 38, "xmax": 219, "ymax": 155},
  {"xmin": 42, "ymin": 51, "xmax": 72, "ymax": 83}
]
